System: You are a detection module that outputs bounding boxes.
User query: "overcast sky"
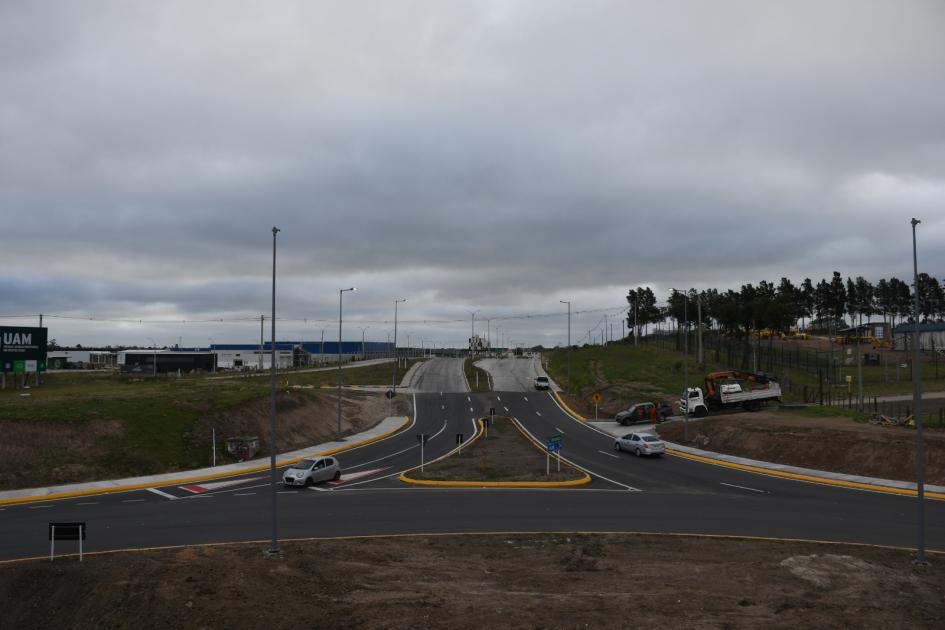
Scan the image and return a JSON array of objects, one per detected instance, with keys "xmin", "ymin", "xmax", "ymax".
[{"xmin": 2, "ymin": 0, "xmax": 944, "ymax": 348}]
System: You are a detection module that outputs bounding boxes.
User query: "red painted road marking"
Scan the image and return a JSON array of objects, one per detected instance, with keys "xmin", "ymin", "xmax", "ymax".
[{"xmin": 179, "ymin": 475, "xmax": 268, "ymax": 494}]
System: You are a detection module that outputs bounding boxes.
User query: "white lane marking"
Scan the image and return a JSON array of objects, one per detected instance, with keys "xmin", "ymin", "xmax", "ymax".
[
  {"xmin": 503, "ymin": 406, "xmax": 509, "ymax": 412},
  {"xmin": 597, "ymin": 450, "xmax": 620, "ymax": 459},
  {"xmin": 146, "ymin": 487, "xmax": 177, "ymax": 500},
  {"xmin": 180, "ymin": 475, "xmax": 269, "ymax": 494},
  {"xmin": 28, "ymin": 505, "xmax": 53, "ymax": 509},
  {"xmin": 122, "ymin": 499, "xmax": 145, "ymax": 503},
  {"xmin": 721, "ymin": 482, "xmax": 768, "ymax": 494},
  {"xmin": 467, "ymin": 396, "xmax": 471, "ymax": 402},
  {"xmin": 513, "ymin": 419, "xmax": 640, "ymax": 492},
  {"xmin": 497, "ymin": 395, "xmax": 502, "ymax": 401},
  {"xmin": 555, "ymin": 427, "xmax": 565, "ymax": 434},
  {"xmin": 536, "ymin": 411, "xmax": 542, "ymax": 417},
  {"xmin": 233, "ymin": 493, "xmax": 256, "ymax": 496},
  {"xmin": 76, "ymin": 502, "xmax": 99, "ymax": 506},
  {"xmin": 277, "ymin": 491, "xmax": 297, "ymax": 494},
  {"xmin": 442, "ymin": 405, "xmax": 445, "ymax": 410},
  {"xmin": 469, "ymin": 406, "xmax": 474, "ymax": 413},
  {"xmin": 524, "ymin": 396, "xmax": 529, "ymax": 402}
]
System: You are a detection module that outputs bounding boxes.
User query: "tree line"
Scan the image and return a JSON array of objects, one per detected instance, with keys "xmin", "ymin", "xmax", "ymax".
[{"xmin": 626, "ymin": 271, "xmax": 945, "ymax": 341}]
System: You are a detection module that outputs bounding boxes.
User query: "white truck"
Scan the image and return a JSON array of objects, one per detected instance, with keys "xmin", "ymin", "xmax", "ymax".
[{"xmin": 679, "ymin": 370, "xmax": 781, "ymax": 417}]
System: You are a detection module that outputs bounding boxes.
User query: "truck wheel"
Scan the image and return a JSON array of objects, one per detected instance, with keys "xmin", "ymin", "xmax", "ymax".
[{"xmin": 695, "ymin": 407, "xmax": 708, "ymax": 418}]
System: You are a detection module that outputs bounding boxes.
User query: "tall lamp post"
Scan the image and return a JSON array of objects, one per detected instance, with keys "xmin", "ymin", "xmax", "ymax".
[
  {"xmin": 391, "ymin": 299, "xmax": 407, "ymax": 398},
  {"xmin": 337, "ymin": 287, "xmax": 356, "ymax": 439},
  {"xmin": 358, "ymin": 326, "xmax": 370, "ymax": 360},
  {"xmin": 267, "ymin": 226, "xmax": 280, "ymax": 557},
  {"xmin": 147, "ymin": 337, "xmax": 158, "ymax": 377},
  {"xmin": 468, "ymin": 310, "xmax": 479, "ymax": 356},
  {"xmin": 671, "ymin": 288, "xmax": 690, "ymax": 442},
  {"xmin": 560, "ymin": 300, "xmax": 571, "ymax": 391},
  {"xmin": 911, "ymin": 217, "xmax": 926, "ymax": 565}
]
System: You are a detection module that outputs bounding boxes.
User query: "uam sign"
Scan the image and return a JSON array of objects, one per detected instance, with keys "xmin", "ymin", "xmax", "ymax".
[{"xmin": 1, "ymin": 326, "xmax": 48, "ymax": 372}]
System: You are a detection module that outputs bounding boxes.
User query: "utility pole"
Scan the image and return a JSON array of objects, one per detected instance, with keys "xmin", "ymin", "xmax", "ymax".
[
  {"xmin": 560, "ymin": 300, "xmax": 571, "ymax": 391},
  {"xmin": 911, "ymin": 217, "xmax": 926, "ymax": 565},
  {"xmin": 634, "ymin": 300, "xmax": 639, "ymax": 345},
  {"xmin": 259, "ymin": 315, "xmax": 264, "ymax": 370},
  {"xmin": 391, "ymin": 299, "xmax": 406, "ymax": 399},
  {"xmin": 337, "ymin": 287, "xmax": 356, "ymax": 440},
  {"xmin": 267, "ymin": 226, "xmax": 280, "ymax": 557},
  {"xmin": 697, "ymin": 292, "xmax": 703, "ymax": 365},
  {"xmin": 359, "ymin": 326, "xmax": 370, "ymax": 360}
]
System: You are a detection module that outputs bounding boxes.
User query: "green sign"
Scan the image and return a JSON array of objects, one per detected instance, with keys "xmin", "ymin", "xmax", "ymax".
[{"xmin": 1, "ymin": 326, "xmax": 48, "ymax": 373}]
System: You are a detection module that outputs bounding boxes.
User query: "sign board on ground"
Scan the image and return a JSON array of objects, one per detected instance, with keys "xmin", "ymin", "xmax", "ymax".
[
  {"xmin": 1, "ymin": 326, "xmax": 47, "ymax": 373},
  {"xmin": 547, "ymin": 434, "xmax": 562, "ymax": 452},
  {"xmin": 591, "ymin": 392, "xmax": 602, "ymax": 404}
]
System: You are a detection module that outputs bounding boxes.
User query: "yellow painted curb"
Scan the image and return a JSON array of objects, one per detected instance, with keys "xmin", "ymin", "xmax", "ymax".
[
  {"xmin": 399, "ymin": 417, "xmax": 591, "ymax": 488},
  {"xmin": 0, "ymin": 415, "xmax": 411, "ymax": 506},
  {"xmin": 667, "ymin": 448, "xmax": 945, "ymax": 500},
  {"xmin": 552, "ymin": 391, "xmax": 586, "ymax": 422},
  {"xmin": 1, "ymin": 529, "xmax": 941, "ymax": 566}
]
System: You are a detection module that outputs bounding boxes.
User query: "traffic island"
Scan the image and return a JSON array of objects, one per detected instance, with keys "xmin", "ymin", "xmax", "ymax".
[{"xmin": 400, "ymin": 416, "xmax": 590, "ymax": 487}]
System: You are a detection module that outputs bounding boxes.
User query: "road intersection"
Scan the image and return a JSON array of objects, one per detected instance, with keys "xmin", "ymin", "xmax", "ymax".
[{"xmin": 1, "ymin": 358, "xmax": 943, "ymax": 562}]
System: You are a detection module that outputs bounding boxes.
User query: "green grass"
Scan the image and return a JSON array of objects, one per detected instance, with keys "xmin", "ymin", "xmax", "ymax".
[
  {"xmin": 464, "ymin": 357, "xmax": 492, "ymax": 392},
  {"xmin": 0, "ymin": 359, "xmax": 419, "ymax": 486}
]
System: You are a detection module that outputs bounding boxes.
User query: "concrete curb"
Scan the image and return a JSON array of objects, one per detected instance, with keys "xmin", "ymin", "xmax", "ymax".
[
  {"xmin": 0, "ymin": 415, "xmax": 411, "ymax": 506},
  {"xmin": 399, "ymin": 418, "xmax": 591, "ymax": 488},
  {"xmin": 553, "ymin": 392, "xmax": 945, "ymax": 500}
]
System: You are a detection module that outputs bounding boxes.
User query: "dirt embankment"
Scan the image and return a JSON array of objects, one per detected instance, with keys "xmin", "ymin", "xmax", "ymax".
[
  {"xmin": 2, "ymin": 535, "xmax": 942, "ymax": 629},
  {"xmin": 657, "ymin": 411, "xmax": 945, "ymax": 485},
  {"xmin": 194, "ymin": 390, "xmax": 410, "ymax": 457}
]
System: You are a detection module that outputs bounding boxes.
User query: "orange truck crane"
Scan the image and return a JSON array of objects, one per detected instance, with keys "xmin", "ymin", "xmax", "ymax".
[{"xmin": 679, "ymin": 369, "xmax": 782, "ymax": 417}]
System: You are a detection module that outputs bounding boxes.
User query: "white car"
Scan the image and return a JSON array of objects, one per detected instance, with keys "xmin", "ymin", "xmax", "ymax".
[
  {"xmin": 614, "ymin": 433, "xmax": 666, "ymax": 457},
  {"xmin": 283, "ymin": 456, "xmax": 341, "ymax": 487},
  {"xmin": 534, "ymin": 376, "xmax": 551, "ymax": 390}
]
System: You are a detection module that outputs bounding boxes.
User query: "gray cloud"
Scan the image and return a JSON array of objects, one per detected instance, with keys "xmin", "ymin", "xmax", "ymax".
[{"xmin": 2, "ymin": 0, "xmax": 944, "ymax": 346}]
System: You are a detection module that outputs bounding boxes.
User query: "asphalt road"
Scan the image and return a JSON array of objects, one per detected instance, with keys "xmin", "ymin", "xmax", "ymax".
[
  {"xmin": 407, "ymin": 357, "xmax": 469, "ymax": 393},
  {"xmin": 475, "ymin": 356, "xmax": 550, "ymax": 391},
  {"xmin": 2, "ymin": 375, "xmax": 943, "ymax": 562}
]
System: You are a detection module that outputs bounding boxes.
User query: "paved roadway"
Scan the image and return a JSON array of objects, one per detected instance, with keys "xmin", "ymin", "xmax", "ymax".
[
  {"xmin": 2, "ymin": 358, "xmax": 943, "ymax": 561},
  {"xmin": 406, "ymin": 357, "xmax": 468, "ymax": 393},
  {"xmin": 475, "ymin": 355, "xmax": 551, "ymax": 391}
]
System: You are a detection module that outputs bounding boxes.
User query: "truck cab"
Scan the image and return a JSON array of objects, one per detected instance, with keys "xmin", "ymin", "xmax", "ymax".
[{"xmin": 678, "ymin": 388, "xmax": 709, "ymax": 417}]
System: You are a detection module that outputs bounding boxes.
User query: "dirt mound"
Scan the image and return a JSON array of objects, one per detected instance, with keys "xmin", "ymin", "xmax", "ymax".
[
  {"xmin": 657, "ymin": 411, "xmax": 945, "ymax": 485},
  {"xmin": 2, "ymin": 535, "xmax": 942, "ymax": 629},
  {"xmin": 195, "ymin": 390, "xmax": 410, "ymax": 458}
]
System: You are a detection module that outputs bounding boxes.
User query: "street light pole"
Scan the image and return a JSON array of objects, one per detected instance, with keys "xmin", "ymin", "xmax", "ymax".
[
  {"xmin": 560, "ymin": 300, "xmax": 571, "ymax": 391},
  {"xmin": 671, "ymin": 288, "xmax": 690, "ymax": 442},
  {"xmin": 337, "ymin": 287, "xmax": 356, "ymax": 440},
  {"xmin": 358, "ymin": 326, "xmax": 370, "ymax": 360},
  {"xmin": 391, "ymin": 299, "xmax": 406, "ymax": 397},
  {"xmin": 267, "ymin": 226, "xmax": 280, "ymax": 557},
  {"xmin": 911, "ymin": 217, "xmax": 926, "ymax": 565}
]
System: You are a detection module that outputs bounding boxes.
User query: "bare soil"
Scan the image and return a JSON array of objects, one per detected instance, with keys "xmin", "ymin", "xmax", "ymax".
[
  {"xmin": 2, "ymin": 534, "xmax": 942, "ymax": 629},
  {"xmin": 657, "ymin": 411, "xmax": 945, "ymax": 485},
  {"xmin": 409, "ymin": 416, "xmax": 583, "ymax": 483},
  {"xmin": 194, "ymin": 390, "xmax": 411, "ymax": 459}
]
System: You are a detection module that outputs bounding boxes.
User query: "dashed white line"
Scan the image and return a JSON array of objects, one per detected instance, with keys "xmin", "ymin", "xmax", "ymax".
[
  {"xmin": 28, "ymin": 505, "xmax": 53, "ymax": 509},
  {"xmin": 523, "ymin": 396, "xmax": 529, "ymax": 402},
  {"xmin": 721, "ymin": 482, "xmax": 768, "ymax": 494},
  {"xmin": 76, "ymin": 502, "xmax": 99, "ymax": 506},
  {"xmin": 233, "ymin": 492, "xmax": 256, "ymax": 497},
  {"xmin": 555, "ymin": 427, "xmax": 565, "ymax": 434},
  {"xmin": 469, "ymin": 406, "xmax": 474, "ymax": 413},
  {"xmin": 503, "ymin": 406, "xmax": 509, "ymax": 412},
  {"xmin": 597, "ymin": 450, "xmax": 620, "ymax": 459},
  {"xmin": 497, "ymin": 395, "xmax": 502, "ymax": 401},
  {"xmin": 536, "ymin": 411, "xmax": 542, "ymax": 417},
  {"xmin": 122, "ymin": 499, "xmax": 145, "ymax": 503},
  {"xmin": 467, "ymin": 396, "xmax": 471, "ymax": 402},
  {"xmin": 277, "ymin": 491, "xmax": 297, "ymax": 494}
]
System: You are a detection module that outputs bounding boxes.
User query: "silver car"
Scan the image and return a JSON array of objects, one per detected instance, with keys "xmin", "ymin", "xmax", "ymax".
[
  {"xmin": 614, "ymin": 433, "xmax": 666, "ymax": 457},
  {"xmin": 283, "ymin": 456, "xmax": 342, "ymax": 487}
]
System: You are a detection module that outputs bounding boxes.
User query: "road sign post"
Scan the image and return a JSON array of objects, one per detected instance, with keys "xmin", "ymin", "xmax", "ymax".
[
  {"xmin": 591, "ymin": 392, "xmax": 602, "ymax": 421},
  {"xmin": 49, "ymin": 522, "xmax": 85, "ymax": 562},
  {"xmin": 546, "ymin": 434, "xmax": 562, "ymax": 476}
]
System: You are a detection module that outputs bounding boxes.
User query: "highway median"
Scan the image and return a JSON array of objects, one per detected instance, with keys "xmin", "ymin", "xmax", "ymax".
[{"xmin": 400, "ymin": 416, "xmax": 590, "ymax": 487}]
